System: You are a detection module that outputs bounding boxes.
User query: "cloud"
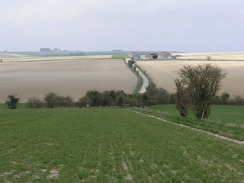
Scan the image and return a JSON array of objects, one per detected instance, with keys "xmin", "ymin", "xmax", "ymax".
[
  {"xmin": 1, "ymin": 0, "xmax": 243, "ymax": 25},
  {"xmin": 0, "ymin": 0, "xmax": 243, "ymax": 52},
  {"xmin": 0, "ymin": 0, "xmax": 78, "ymax": 24}
]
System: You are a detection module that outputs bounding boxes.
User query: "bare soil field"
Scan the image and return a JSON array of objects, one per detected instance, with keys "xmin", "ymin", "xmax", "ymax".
[
  {"xmin": 0, "ymin": 55, "xmax": 112, "ymax": 62},
  {"xmin": 0, "ymin": 59, "xmax": 137, "ymax": 102},
  {"xmin": 174, "ymin": 52, "xmax": 244, "ymax": 60},
  {"xmin": 137, "ymin": 60, "xmax": 244, "ymax": 97},
  {"xmin": 0, "ymin": 53, "xmax": 31, "ymax": 58}
]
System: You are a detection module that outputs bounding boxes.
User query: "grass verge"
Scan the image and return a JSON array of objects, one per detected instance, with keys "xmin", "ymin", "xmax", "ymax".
[
  {"xmin": 132, "ymin": 105, "xmax": 244, "ymax": 141},
  {"xmin": 123, "ymin": 60, "xmax": 144, "ymax": 94}
]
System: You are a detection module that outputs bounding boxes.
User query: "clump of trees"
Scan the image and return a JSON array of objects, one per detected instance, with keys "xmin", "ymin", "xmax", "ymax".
[
  {"xmin": 5, "ymin": 95, "xmax": 20, "ymax": 109},
  {"xmin": 212, "ymin": 93, "xmax": 244, "ymax": 105},
  {"xmin": 39, "ymin": 48, "xmax": 85, "ymax": 57},
  {"xmin": 26, "ymin": 93, "xmax": 74, "ymax": 109},
  {"xmin": 77, "ymin": 90, "xmax": 146, "ymax": 108},
  {"xmin": 145, "ymin": 82, "xmax": 174, "ymax": 105},
  {"xmin": 175, "ymin": 64, "xmax": 227, "ymax": 120},
  {"xmin": 23, "ymin": 84, "xmax": 174, "ymax": 109},
  {"xmin": 43, "ymin": 92, "xmax": 59, "ymax": 108}
]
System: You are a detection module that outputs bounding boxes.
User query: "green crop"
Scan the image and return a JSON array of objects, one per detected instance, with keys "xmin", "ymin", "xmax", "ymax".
[{"xmin": 0, "ymin": 108, "xmax": 243, "ymax": 182}]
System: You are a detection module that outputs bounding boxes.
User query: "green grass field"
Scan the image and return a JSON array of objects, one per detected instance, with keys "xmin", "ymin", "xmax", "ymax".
[
  {"xmin": 0, "ymin": 108, "xmax": 243, "ymax": 182},
  {"xmin": 149, "ymin": 105, "xmax": 244, "ymax": 126},
  {"xmin": 112, "ymin": 55, "xmax": 129, "ymax": 59},
  {"xmin": 133, "ymin": 105, "xmax": 244, "ymax": 141}
]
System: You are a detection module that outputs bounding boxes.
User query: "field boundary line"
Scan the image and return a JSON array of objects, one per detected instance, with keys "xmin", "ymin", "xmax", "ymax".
[{"xmin": 129, "ymin": 109, "xmax": 244, "ymax": 145}]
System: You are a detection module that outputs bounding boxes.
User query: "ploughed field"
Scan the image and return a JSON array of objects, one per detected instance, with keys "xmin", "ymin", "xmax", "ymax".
[
  {"xmin": 0, "ymin": 108, "xmax": 243, "ymax": 182},
  {"xmin": 0, "ymin": 54, "xmax": 112, "ymax": 61},
  {"xmin": 174, "ymin": 52, "xmax": 244, "ymax": 60},
  {"xmin": 0, "ymin": 59, "xmax": 137, "ymax": 102},
  {"xmin": 137, "ymin": 60, "xmax": 244, "ymax": 97}
]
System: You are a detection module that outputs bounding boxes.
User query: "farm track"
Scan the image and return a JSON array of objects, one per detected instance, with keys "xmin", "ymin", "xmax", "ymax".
[
  {"xmin": 130, "ymin": 109, "xmax": 244, "ymax": 145},
  {"xmin": 135, "ymin": 67, "xmax": 149, "ymax": 93}
]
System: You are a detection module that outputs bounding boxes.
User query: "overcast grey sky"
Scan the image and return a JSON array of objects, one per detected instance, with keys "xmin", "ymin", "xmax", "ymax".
[{"xmin": 0, "ymin": 0, "xmax": 243, "ymax": 52}]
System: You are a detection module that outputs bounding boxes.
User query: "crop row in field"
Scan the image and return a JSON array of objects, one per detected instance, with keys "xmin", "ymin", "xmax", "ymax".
[{"xmin": 0, "ymin": 108, "xmax": 243, "ymax": 182}]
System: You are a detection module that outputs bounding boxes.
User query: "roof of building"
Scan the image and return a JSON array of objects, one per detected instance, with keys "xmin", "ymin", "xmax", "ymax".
[
  {"xmin": 132, "ymin": 52, "xmax": 151, "ymax": 57},
  {"xmin": 158, "ymin": 52, "xmax": 172, "ymax": 56}
]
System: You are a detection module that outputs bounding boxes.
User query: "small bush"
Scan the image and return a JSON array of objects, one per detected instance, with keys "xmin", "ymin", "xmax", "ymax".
[
  {"xmin": 145, "ymin": 82, "xmax": 170, "ymax": 105},
  {"xmin": 26, "ymin": 98, "xmax": 43, "ymax": 109},
  {"xmin": 44, "ymin": 92, "xmax": 59, "ymax": 108},
  {"xmin": 128, "ymin": 60, "xmax": 135, "ymax": 68},
  {"xmin": 57, "ymin": 96, "xmax": 74, "ymax": 108},
  {"xmin": 5, "ymin": 95, "xmax": 20, "ymax": 109}
]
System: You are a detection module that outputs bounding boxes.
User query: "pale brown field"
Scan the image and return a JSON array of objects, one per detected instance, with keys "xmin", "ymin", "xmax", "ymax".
[
  {"xmin": 0, "ymin": 59, "xmax": 137, "ymax": 102},
  {"xmin": 137, "ymin": 60, "xmax": 244, "ymax": 97},
  {"xmin": 0, "ymin": 55, "xmax": 112, "ymax": 62},
  {"xmin": 173, "ymin": 52, "xmax": 244, "ymax": 60},
  {"xmin": 0, "ymin": 53, "xmax": 31, "ymax": 58}
]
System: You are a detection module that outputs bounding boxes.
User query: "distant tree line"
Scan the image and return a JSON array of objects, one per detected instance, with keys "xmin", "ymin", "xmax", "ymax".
[
  {"xmin": 25, "ymin": 84, "xmax": 174, "ymax": 109},
  {"xmin": 211, "ymin": 93, "xmax": 244, "ymax": 105},
  {"xmin": 40, "ymin": 48, "xmax": 64, "ymax": 52},
  {"xmin": 4, "ymin": 82, "xmax": 175, "ymax": 109},
  {"xmin": 39, "ymin": 48, "xmax": 85, "ymax": 57}
]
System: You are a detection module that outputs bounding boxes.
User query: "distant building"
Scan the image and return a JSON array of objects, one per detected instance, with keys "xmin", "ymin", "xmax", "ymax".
[
  {"xmin": 132, "ymin": 51, "xmax": 174, "ymax": 60},
  {"xmin": 157, "ymin": 52, "xmax": 173, "ymax": 59},
  {"xmin": 132, "ymin": 52, "xmax": 152, "ymax": 60}
]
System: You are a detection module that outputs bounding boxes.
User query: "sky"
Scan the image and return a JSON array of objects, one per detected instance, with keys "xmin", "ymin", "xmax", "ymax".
[{"xmin": 0, "ymin": 0, "xmax": 244, "ymax": 52}]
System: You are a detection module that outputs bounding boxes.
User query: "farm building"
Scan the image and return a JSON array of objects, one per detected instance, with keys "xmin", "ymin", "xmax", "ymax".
[
  {"xmin": 132, "ymin": 51, "xmax": 174, "ymax": 60},
  {"xmin": 132, "ymin": 52, "xmax": 152, "ymax": 60},
  {"xmin": 157, "ymin": 52, "xmax": 173, "ymax": 59}
]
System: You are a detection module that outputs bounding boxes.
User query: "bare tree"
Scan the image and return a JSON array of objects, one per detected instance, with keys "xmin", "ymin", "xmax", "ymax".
[{"xmin": 175, "ymin": 64, "xmax": 226, "ymax": 119}]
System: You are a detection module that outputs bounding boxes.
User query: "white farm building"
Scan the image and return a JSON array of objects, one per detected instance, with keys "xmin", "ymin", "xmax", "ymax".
[{"xmin": 132, "ymin": 52, "xmax": 173, "ymax": 60}]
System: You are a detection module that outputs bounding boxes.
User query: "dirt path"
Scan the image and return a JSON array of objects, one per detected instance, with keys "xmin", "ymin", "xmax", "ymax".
[
  {"xmin": 125, "ymin": 58, "xmax": 149, "ymax": 94},
  {"xmin": 130, "ymin": 109, "xmax": 244, "ymax": 145},
  {"xmin": 135, "ymin": 67, "xmax": 149, "ymax": 93}
]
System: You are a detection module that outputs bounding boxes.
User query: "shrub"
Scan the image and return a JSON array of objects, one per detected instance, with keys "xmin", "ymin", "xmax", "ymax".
[
  {"xmin": 100, "ymin": 91, "xmax": 114, "ymax": 106},
  {"xmin": 26, "ymin": 97, "xmax": 43, "ymax": 109},
  {"xmin": 230, "ymin": 96, "xmax": 244, "ymax": 105},
  {"xmin": 76, "ymin": 96, "xmax": 89, "ymax": 107},
  {"xmin": 145, "ymin": 82, "xmax": 170, "ymax": 105},
  {"xmin": 175, "ymin": 64, "xmax": 226, "ymax": 119},
  {"xmin": 220, "ymin": 92, "xmax": 230, "ymax": 104},
  {"xmin": 175, "ymin": 79, "xmax": 189, "ymax": 117},
  {"xmin": 44, "ymin": 92, "xmax": 59, "ymax": 108},
  {"xmin": 57, "ymin": 96, "xmax": 74, "ymax": 108},
  {"xmin": 5, "ymin": 95, "xmax": 20, "ymax": 109},
  {"xmin": 128, "ymin": 60, "xmax": 135, "ymax": 68}
]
